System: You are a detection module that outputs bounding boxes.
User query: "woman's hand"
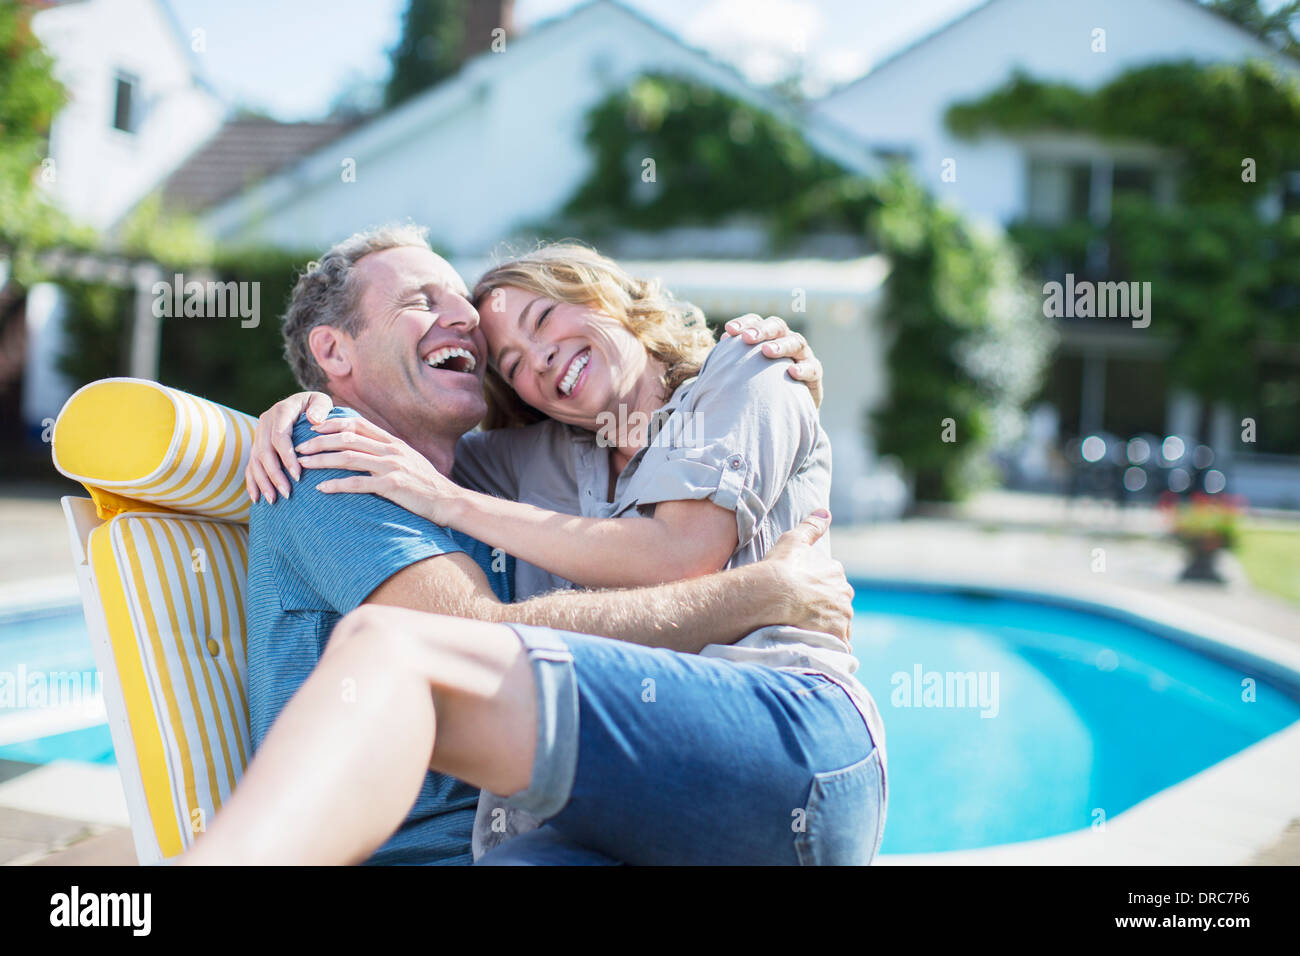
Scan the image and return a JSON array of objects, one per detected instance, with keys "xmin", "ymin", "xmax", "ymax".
[
  {"xmin": 295, "ymin": 416, "xmax": 465, "ymax": 525},
  {"xmin": 246, "ymin": 391, "xmax": 334, "ymax": 503},
  {"xmin": 721, "ymin": 314, "xmax": 824, "ymax": 408}
]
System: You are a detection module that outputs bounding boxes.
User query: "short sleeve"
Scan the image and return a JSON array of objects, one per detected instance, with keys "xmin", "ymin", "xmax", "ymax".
[
  {"xmin": 262, "ymin": 408, "xmax": 467, "ymax": 612},
  {"xmin": 617, "ymin": 335, "xmax": 821, "ymax": 548}
]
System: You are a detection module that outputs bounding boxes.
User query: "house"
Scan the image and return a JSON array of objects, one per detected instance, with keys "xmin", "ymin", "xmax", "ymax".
[
  {"xmin": 812, "ymin": 0, "xmax": 1300, "ymax": 506},
  {"xmin": 201, "ymin": 0, "xmax": 876, "ymax": 256},
  {"xmin": 814, "ymin": 0, "xmax": 1297, "ymax": 231},
  {"xmin": 31, "ymin": 0, "xmax": 226, "ymax": 231},
  {"xmin": 199, "ymin": 0, "xmax": 904, "ymax": 521},
  {"xmin": 13, "ymin": 0, "xmax": 227, "ymax": 447}
]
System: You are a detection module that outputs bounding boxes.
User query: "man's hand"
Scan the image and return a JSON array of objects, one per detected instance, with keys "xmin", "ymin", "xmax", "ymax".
[
  {"xmin": 754, "ymin": 510, "xmax": 853, "ymax": 647},
  {"xmin": 722, "ymin": 314, "xmax": 824, "ymax": 408}
]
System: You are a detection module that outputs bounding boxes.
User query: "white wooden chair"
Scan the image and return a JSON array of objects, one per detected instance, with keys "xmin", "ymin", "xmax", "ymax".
[{"xmin": 54, "ymin": 378, "xmax": 256, "ymax": 864}]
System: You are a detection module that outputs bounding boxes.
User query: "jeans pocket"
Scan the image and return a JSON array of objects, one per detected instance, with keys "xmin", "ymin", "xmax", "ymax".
[{"xmin": 795, "ymin": 748, "xmax": 885, "ymax": 866}]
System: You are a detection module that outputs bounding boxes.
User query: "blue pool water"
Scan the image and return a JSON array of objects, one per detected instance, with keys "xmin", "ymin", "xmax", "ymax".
[
  {"xmin": 0, "ymin": 607, "xmax": 100, "ymax": 679},
  {"xmin": 4, "ymin": 589, "xmax": 1300, "ymax": 854},
  {"xmin": 0, "ymin": 723, "xmax": 115, "ymax": 765},
  {"xmin": 0, "ymin": 607, "xmax": 115, "ymax": 765},
  {"xmin": 850, "ymin": 584, "xmax": 1300, "ymax": 853}
]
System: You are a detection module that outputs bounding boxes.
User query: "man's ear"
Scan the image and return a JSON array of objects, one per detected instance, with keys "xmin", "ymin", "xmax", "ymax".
[{"xmin": 308, "ymin": 324, "xmax": 353, "ymax": 382}]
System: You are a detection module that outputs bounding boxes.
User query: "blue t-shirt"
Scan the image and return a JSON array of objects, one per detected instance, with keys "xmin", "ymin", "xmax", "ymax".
[{"xmin": 245, "ymin": 408, "xmax": 513, "ymax": 865}]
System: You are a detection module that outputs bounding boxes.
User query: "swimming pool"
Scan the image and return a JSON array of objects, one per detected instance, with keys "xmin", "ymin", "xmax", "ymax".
[
  {"xmin": 0, "ymin": 606, "xmax": 114, "ymax": 765},
  {"xmin": 849, "ymin": 583, "xmax": 1300, "ymax": 854},
  {"xmin": 3, "ymin": 587, "xmax": 1299, "ymax": 855}
]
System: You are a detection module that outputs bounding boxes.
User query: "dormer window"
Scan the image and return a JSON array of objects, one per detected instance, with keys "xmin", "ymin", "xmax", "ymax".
[{"xmin": 112, "ymin": 71, "xmax": 139, "ymax": 133}]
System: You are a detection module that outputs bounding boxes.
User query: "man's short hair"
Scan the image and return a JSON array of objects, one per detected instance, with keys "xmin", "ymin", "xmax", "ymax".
[{"xmin": 282, "ymin": 223, "xmax": 432, "ymax": 390}]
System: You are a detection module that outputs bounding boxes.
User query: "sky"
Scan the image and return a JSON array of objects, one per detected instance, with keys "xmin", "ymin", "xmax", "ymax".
[{"xmin": 162, "ymin": 0, "xmax": 987, "ymax": 121}]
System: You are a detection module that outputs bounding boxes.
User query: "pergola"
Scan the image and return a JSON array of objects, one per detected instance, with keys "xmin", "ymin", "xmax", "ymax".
[{"xmin": 23, "ymin": 247, "xmax": 217, "ymax": 382}]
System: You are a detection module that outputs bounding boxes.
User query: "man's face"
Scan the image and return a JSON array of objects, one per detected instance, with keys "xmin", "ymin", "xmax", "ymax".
[{"xmin": 342, "ymin": 246, "xmax": 488, "ymax": 441}]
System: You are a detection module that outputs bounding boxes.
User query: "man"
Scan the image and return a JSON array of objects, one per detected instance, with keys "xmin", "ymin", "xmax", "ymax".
[{"xmin": 243, "ymin": 224, "xmax": 847, "ymax": 865}]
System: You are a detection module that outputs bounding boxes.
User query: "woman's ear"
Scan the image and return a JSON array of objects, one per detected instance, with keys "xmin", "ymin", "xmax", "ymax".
[{"xmin": 308, "ymin": 325, "xmax": 353, "ymax": 382}]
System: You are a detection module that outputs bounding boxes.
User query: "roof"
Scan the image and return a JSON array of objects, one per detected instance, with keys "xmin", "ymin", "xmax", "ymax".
[
  {"xmin": 158, "ymin": 117, "xmax": 356, "ymax": 213},
  {"xmin": 204, "ymin": 0, "xmax": 879, "ymax": 237},
  {"xmin": 819, "ymin": 0, "xmax": 1297, "ymax": 102}
]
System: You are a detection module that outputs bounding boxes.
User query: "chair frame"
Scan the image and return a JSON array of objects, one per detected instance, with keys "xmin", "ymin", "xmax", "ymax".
[{"xmin": 61, "ymin": 495, "xmax": 163, "ymax": 865}]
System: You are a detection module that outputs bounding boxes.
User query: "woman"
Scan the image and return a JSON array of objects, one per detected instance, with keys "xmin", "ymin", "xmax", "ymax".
[{"xmin": 216, "ymin": 245, "xmax": 886, "ymax": 865}]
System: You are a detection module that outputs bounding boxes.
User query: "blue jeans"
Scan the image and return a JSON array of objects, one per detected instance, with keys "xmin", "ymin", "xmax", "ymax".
[{"xmin": 476, "ymin": 625, "xmax": 886, "ymax": 866}]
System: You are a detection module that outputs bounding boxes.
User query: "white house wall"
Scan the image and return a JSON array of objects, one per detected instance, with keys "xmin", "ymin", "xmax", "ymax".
[
  {"xmin": 206, "ymin": 1, "xmax": 873, "ymax": 256},
  {"xmin": 813, "ymin": 0, "xmax": 1296, "ymax": 227},
  {"xmin": 33, "ymin": 0, "xmax": 225, "ymax": 231}
]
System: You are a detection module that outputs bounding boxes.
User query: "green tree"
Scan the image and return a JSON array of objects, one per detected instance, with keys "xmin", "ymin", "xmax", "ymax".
[
  {"xmin": 384, "ymin": 0, "xmax": 466, "ymax": 109},
  {"xmin": 1203, "ymin": 0, "xmax": 1300, "ymax": 58},
  {"xmin": 0, "ymin": 0, "xmax": 66, "ymax": 247},
  {"xmin": 566, "ymin": 75, "xmax": 845, "ymax": 233}
]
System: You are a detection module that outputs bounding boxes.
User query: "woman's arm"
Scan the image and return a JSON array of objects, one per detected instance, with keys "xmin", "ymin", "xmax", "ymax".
[
  {"xmin": 297, "ymin": 415, "xmax": 738, "ymax": 587},
  {"xmin": 445, "ymin": 492, "xmax": 739, "ymax": 587}
]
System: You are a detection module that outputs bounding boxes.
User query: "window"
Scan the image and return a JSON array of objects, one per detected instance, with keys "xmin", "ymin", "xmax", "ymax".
[
  {"xmin": 1026, "ymin": 157, "xmax": 1161, "ymax": 225},
  {"xmin": 112, "ymin": 72, "xmax": 138, "ymax": 133},
  {"xmin": 1027, "ymin": 159, "xmax": 1092, "ymax": 224},
  {"xmin": 1112, "ymin": 163, "xmax": 1157, "ymax": 200},
  {"xmin": 1026, "ymin": 154, "xmax": 1165, "ymax": 280}
]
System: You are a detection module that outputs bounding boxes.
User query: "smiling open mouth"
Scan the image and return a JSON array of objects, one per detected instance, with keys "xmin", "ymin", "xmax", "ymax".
[
  {"xmin": 559, "ymin": 348, "xmax": 590, "ymax": 397},
  {"xmin": 424, "ymin": 347, "xmax": 477, "ymax": 374}
]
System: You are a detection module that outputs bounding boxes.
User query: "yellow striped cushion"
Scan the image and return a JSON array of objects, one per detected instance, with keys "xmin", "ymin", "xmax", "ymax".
[
  {"xmin": 90, "ymin": 512, "xmax": 250, "ymax": 857},
  {"xmin": 53, "ymin": 378, "xmax": 256, "ymax": 523}
]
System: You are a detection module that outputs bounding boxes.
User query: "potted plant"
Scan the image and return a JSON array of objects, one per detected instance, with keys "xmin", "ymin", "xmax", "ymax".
[{"xmin": 1164, "ymin": 493, "xmax": 1243, "ymax": 582}]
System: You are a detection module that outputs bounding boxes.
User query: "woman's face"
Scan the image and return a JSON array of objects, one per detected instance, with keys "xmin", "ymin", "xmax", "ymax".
[{"xmin": 479, "ymin": 285, "xmax": 653, "ymax": 429}]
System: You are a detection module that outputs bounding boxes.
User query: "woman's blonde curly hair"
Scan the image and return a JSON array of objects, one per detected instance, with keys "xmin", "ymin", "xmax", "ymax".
[{"xmin": 472, "ymin": 243, "xmax": 715, "ymax": 430}]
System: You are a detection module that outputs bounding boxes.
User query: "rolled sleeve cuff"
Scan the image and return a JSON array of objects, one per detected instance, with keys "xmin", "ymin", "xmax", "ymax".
[
  {"xmin": 497, "ymin": 624, "xmax": 580, "ymax": 821},
  {"xmin": 623, "ymin": 450, "xmax": 761, "ymax": 548}
]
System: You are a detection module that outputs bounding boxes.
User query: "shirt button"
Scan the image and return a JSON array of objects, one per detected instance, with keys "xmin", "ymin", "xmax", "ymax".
[
  {"xmin": 728, "ymin": 455, "xmax": 744, "ymax": 470},
  {"xmin": 206, "ymin": 639, "xmax": 220, "ymax": 657}
]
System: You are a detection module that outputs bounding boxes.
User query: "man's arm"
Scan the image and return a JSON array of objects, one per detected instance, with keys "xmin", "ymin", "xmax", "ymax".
[{"xmin": 367, "ymin": 511, "xmax": 851, "ymax": 652}]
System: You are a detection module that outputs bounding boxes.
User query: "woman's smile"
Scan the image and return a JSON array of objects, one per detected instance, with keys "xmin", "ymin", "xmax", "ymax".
[{"xmin": 557, "ymin": 347, "xmax": 591, "ymax": 399}]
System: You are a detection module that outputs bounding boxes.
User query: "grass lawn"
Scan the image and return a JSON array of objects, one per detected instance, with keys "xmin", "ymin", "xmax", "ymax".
[{"xmin": 1237, "ymin": 526, "xmax": 1300, "ymax": 605}]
